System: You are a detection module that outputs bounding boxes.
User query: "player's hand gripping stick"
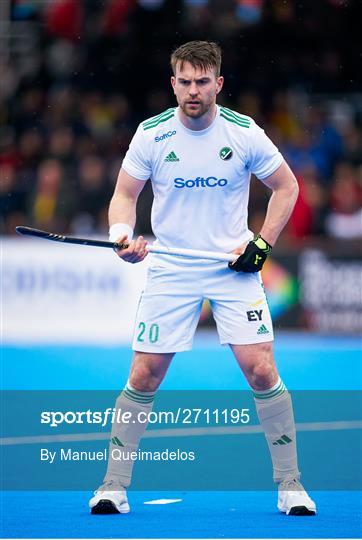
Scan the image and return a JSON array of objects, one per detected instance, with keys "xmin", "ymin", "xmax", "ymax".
[{"xmin": 228, "ymin": 235, "xmax": 272, "ymax": 272}]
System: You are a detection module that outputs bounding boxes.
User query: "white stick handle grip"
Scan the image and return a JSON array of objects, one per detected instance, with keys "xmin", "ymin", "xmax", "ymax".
[{"xmin": 147, "ymin": 244, "xmax": 236, "ymax": 262}]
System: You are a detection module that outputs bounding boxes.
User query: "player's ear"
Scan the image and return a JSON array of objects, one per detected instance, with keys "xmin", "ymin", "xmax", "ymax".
[
  {"xmin": 171, "ymin": 76, "xmax": 176, "ymax": 93},
  {"xmin": 216, "ymin": 76, "xmax": 224, "ymax": 94}
]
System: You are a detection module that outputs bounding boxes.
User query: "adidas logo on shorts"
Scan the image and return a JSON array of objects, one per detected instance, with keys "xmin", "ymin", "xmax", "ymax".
[{"xmin": 257, "ymin": 324, "xmax": 269, "ymax": 335}]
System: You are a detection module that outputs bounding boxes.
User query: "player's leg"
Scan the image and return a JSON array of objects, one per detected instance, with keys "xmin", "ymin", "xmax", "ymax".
[
  {"xmin": 104, "ymin": 351, "xmax": 174, "ymax": 485},
  {"xmin": 209, "ymin": 268, "xmax": 316, "ymax": 515},
  {"xmin": 230, "ymin": 342, "xmax": 316, "ymax": 515},
  {"xmin": 90, "ymin": 351, "xmax": 173, "ymax": 514},
  {"xmin": 231, "ymin": 341, "xmax": 300, "ymax": 483},
  {"xmin": 90, "ymin": 265, "xmax": 203, "ymax": 514}
]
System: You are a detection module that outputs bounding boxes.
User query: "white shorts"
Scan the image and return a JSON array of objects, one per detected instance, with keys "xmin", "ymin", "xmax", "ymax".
[{"xmin": 132, "ymin": 263, "xmax": 274, "ymax": 353}]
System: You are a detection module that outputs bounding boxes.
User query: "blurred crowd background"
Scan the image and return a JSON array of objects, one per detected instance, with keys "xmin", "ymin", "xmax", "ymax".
[{"xmin": 1, "ymin": 0, "xmax": 361, "ymax": 246}]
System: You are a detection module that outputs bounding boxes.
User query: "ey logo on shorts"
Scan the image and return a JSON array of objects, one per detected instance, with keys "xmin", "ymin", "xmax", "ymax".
[
  {"xmin": 219, "ymin": 147, "xmax": 233, "ymax": 160},
  {"xmin": 246, "ymin": 309, "xmax": 263, "ymax": 322}
]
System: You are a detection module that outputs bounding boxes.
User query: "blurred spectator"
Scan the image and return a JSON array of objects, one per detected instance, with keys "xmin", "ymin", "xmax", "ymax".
[
  {"xmin": 101, "ymin": 0, "xmax": 136, "ymax": 36},
  {"xmin": 28, "ymin": 159, "xmax": 75, "ymax": 232},
  {"xmin": 289, "ymin": 166, "xmax": 328, "ymax": 241},
  {"xmin": 282, "ymin": 105, "xmax": 344, "ymax": 183},
  {"xmin": 304, "ymin": 105, "xmax": 344, "ymax": 181},
  {"xmin": 48, "ymin": 127, "xmax": 75, "ymax": 166},
  {"xmin": 0, "ymin": 128, "xmax": 19, "ymax": 169},
  {"xmin": 282, "ymin": 128, "xmax": 315, "ymax": 178},
  {"xmin": 0, "ymin": 164, "xmax": 27, "ymax": 234},
  {"xmin": 325, "ymin": 162, "xmax": 362, "ymax": 240},
  {"xmin": 343, "ymin": 126, "xmax": 362, "ymax": 166},
  {"xmin": 269, "ymin": 92, "xmax": 300, "ymax": 141},
  {"xmin": 71, "ymin": 155, "xmax": 110, "ymax": 234},
  {"xmin": 45, "ymin": 0, "xmax": 83, "ymax": 43}
]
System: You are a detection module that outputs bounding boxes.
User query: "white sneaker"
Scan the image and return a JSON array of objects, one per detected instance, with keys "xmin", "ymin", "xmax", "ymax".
[
  {"xmin": 278, "ymin": 478, "xmax": 316, "ymax": 515},
  {"xmin": 89, "ymin": 480, "xmax": 130, "ymax": 514}
]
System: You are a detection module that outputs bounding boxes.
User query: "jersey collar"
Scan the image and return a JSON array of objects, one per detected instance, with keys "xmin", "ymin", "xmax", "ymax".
[{"xmin": 174, "ymin": 105, "xmax": 220, "ymax": 136}]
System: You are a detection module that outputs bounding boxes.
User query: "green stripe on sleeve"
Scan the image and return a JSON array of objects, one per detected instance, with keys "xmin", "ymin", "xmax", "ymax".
[
  {"xmin": 142, "ymin": 108, "xmax": 175, "ymax": 128},
  {"xmin": 220, "ymin": 112, "xmax": 250, "ymax": 128},
  {"xmin": 220, "ymin": 107, "xmax": 251, "ymax": 125},
  {"xmin": 143, "ymin": 108, "xmax": 174, "ymax": 126}
]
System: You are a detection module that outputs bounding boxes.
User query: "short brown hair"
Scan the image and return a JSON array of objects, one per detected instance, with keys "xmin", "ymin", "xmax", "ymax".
[{"xmin": 170, "ymin": 41, "xmax": 222, "ymax": 77}]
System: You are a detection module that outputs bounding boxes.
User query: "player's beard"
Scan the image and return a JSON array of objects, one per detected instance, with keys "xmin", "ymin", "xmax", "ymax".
[{"xmin": 180, "ymin": 99, "xmax": 213, "ymax": 119}]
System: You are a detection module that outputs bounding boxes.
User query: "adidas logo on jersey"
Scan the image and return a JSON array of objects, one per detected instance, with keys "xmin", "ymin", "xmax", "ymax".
[
  {"xmin": 257, "ymin": 324, "xmax": 269, "ymax": 335},
  {"xmin": 165, "ymin": 151, "xmax": 180, "ymax": 162}
]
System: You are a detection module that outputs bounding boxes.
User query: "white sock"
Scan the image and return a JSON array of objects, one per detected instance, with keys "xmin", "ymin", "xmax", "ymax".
[
  {"xmin": 253, "ymin": 378, "xmax": 300, "ymax": 483},
  {"xmin": 104, "ymin": 381, "xmax": 155, "ymax": 487}
]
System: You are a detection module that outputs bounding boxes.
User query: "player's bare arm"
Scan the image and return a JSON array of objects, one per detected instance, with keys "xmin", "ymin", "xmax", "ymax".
[
  {"xmin": 259, "ymin": 160, "xmax": 299, "ymax": 246},
  {"xmin": 109, "ymin": 168, "xmax": 148, "ymax": 263},
  {"xmin": 229, "ymin": 160, "xmax": 298, "ymax": 273}
]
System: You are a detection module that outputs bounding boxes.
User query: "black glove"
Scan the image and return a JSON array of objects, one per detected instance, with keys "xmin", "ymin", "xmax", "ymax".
[{"xmin": 229, "ymin": 235, "xmax": 272, "ymax": 272}]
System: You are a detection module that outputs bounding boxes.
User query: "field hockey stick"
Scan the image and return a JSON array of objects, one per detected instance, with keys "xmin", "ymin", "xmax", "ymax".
[{"xmin": 15, "ymin": 226, "xmax": 236, "ymax": 263}]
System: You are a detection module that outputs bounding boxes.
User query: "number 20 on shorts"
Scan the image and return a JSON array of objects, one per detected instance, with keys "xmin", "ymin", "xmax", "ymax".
[{"xmin": 137, "ymin": 322, "xmax": 159, "ymax": 343}]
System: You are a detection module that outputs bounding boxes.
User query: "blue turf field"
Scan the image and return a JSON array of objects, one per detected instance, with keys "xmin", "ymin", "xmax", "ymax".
[
  {"xmin": 1, "ymin": 332, "xmax": 362, "ymax": 538},
  {"xmin": 1, "ymin": 490, "xmax": 361, "ymax": 538},
  {"xmin": 2, "ymin": 333, "xmax": 361, "ymax": 390}
]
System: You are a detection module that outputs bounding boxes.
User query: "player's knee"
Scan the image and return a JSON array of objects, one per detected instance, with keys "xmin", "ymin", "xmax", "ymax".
[
  {"xmin": 129, "ymin": 361, "xmax": 161, "ymax": 392},
  {"xmin": 129, "ymin": 370, "xmax": 158, "ymax": 392},
  {"xmin": 129, "ymin": 351, "xmax": 173, "ymax": 392},
  {"xmin": 250, "ymin": 343, "xmax": 277, "ymax": 388},
  {"xmin": 252, "ymin": 362, "xmax": 273, "ymax": 386}
]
